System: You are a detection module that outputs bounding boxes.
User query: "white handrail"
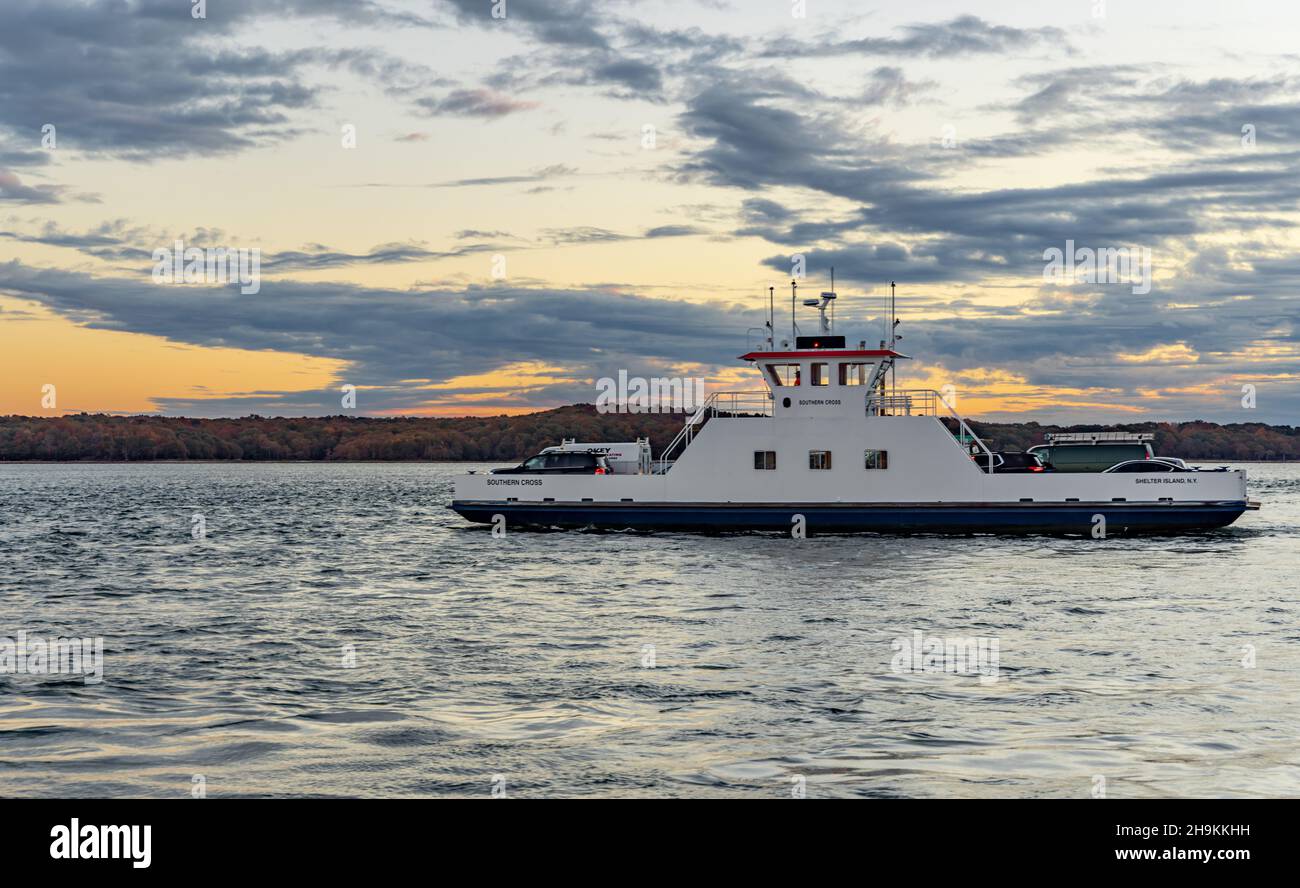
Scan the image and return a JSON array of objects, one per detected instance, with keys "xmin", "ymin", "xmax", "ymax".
[
  {"xmin": 867, "ymin": 389, "xmax": 994, "ymax": 472},
  {"xmin": 655, "ymin": 390, "xmax": 771, "ymax": 473}
]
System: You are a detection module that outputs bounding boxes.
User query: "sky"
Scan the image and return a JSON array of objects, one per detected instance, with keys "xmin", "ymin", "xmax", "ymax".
[{"xmin": 1, "ymin": 0, "xmax": 1298, "ymax": 424}]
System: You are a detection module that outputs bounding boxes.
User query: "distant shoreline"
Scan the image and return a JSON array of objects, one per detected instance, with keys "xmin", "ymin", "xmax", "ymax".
[
  {"xmin": 3, "ymin": 407, "xmax": 1297, "ymax": 462},
  {"xmin": 0, "ymin": 459, "xmax": 504, "ymax": 464}
]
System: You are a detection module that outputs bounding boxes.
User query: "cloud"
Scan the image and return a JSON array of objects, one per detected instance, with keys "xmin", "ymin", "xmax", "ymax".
[
  {"xmin": 455, "ymin": 229, "xmax": 515, "ymax": 240},
  {"xmin": 544, "ymin": 227, "xmax": 629, "ymax": 245},
  {"xmin": 0, "ymin": 220, "xmax": 149, "ymax": 252},
  {"xmin": 0, "ymin": 223, "xmax": 510, "ymax": 270},
  {"xmin": 437, "ymin": 0, "xmax": 609, "ymax": 50},
  {"xmin": 0, "ymin": 169, "xmax": 63, "ymax": 204},
  {"xmin": 1009, "ymin": 65, "xmax": 1146, "ymax": 123},
  {"xmin": 347, "ymin": 164, "xmax": 577, "ymax": 190},
  {"xmin": 618, "ymin": 22, "xmax": 744, "ymax": 62},
  {"xmin": 543, "ymin": 224, "xmax": 703, "ymax": 244},
  {"xmin": 0, "ymin": 3, "xmax": 313, "ymax": 159},
  {"xmin": 5, "ymin": 255, "xmax": 1296, "ymax": 422},
  {"xmin": 762, "ymin": 15, "xmax": 1069, "ymax": 60},
  {"xmin": 741, "ymin": 198, "xmax": 794, "ymax": 224},
  {"xmin": 858, "ymin": 66, "xmax": 938, "ymax": 107},
  {"xmin": 436, "ymin": 0, "xmax": 681, "ymax": 101},
  {"xmin": 677, "ymin": 81, "xmax": 924, "ymax": 200},
  {"xmin": 415, "ymin": 89, "xmax": 540, "ymax": 118},
  {"xmin": 0, "ymin": 260, "xmax": 758, "ymax": 415},
  {"xmin": 0, "ymin": 1, "xmax": 445, "ymax": 161},
  {"xmin": 589, "ymin": 59, "xmax": 664, "ymax": 93},
  {"xmin": 680, "ymin": 73, "xmax": 1300, "ymax": 292},
  {"xmin": 0, "ymin": 148, "xmax": 51, "ymax": 168},
  {"xmin": 644, "ymin": 225, "xmax": 703, "ymax": 238},
  {"xmin": 262, "ymin": 242, "xmax": 501, "ymax": 271}
]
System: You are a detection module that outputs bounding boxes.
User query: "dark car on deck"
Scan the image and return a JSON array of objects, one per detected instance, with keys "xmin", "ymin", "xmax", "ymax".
[
  {"xmin": 1102, "ymin": 458, "xmax": 1190, "ymax": 473},
  {"xmin": 975, "ymin": 451, "xmax": 1050, "ymax": 473},
  {"xmin": 491, "ymin": 452, "xmax": 610, "ymax": 475}
]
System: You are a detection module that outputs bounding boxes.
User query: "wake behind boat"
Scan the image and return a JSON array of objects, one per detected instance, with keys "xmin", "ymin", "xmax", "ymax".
[{"xmin": 451, "ymin": 284, "xmax": 1255, "ymax": 535}]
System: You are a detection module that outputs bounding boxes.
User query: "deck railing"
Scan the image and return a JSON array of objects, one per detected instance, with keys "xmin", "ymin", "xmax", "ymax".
[
  {"xmin": 705, "ymin": 391, "xmax": 774, "ymax": 417},
  {"xmin": 656, "ymin": 388, "xmax": 993, "ymax": 473},
  {"xmin": 867, "ymin": 390, "xmax": 939, "ymax": 416},
  {"xmin": 655, "ymin": 390, "xmax": 771, "ymax": 472},
  {"xmin": 868, "ymin": 389, "xmax": 994, "ymax": 472}
]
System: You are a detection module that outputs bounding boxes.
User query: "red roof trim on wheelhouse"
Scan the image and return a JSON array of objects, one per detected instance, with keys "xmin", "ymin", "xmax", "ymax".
[{"xmin": 739, "ymin": 349, "xmax": 907, "ymax": 361}]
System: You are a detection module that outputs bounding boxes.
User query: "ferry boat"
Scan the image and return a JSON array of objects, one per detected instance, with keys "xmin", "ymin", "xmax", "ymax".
[{"xmin": 450, "ymin": 284, "xmax": 1255, "ymax": 535}]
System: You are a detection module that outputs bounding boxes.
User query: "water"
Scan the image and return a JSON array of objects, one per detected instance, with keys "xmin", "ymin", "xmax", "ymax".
[{"xmin": 1, "ymin": 462, "xmax": 1297, "ymax": 798}]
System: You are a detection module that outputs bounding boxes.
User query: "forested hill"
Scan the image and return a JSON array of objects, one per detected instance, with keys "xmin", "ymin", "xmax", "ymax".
[
  {"xmin": 0, "ymin": 408, "xmax": 688, "ymax": 461},
  {"xmin": 0, "ymin": 407, "xmax": 1297, "ymax": 461}
]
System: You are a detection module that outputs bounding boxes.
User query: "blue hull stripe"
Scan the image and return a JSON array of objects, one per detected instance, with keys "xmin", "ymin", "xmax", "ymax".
[{"xmin": 450, "ymin": 500, "xmax": 1248, "ymax": 535}]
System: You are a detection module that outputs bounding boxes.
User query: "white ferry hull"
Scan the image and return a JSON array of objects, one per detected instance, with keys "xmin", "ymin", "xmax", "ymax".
[{"xmin": 451, "ymin": 412, "xmax": 1250, "ymax": 535}]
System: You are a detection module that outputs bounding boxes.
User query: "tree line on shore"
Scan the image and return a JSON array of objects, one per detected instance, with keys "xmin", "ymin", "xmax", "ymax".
[{"xmin": 0, "ymin": 407, "xmax": 1296, "ymax": 462}]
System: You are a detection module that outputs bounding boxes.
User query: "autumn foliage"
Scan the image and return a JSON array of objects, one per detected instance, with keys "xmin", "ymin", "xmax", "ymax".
[
  {"xmin": 0, "ymin": 408, "xmax": 1296, "ymax": 462},
  {"xmin": 0, "ymin": 407, "xmax": 688, "ymax": 462}
]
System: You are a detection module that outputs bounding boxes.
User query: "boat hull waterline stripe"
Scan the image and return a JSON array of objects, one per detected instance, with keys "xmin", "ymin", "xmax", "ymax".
[{"xmin": 450, "ymin": 500, "xmax": 1248, "ymax": 534}]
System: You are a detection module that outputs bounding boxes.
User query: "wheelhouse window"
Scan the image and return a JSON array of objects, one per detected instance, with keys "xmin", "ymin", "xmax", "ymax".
[
  {"xmin": 809, "ymin": 450, "xmax": 832, "ymax": 470},
  {"xmin": 767, "ymin": 363, "xmax": 801, "ymax": 387},
  {"xmin": 810, "ymin": 362, "xmax": 829, "ymax": 386},
  {"xmin": 753, "ymin": 450, "xmax": 776, "ymax": 470},
  {"xmin": 864, "ymin": 449, "xmax": 888, "ymax": 470},
  {"xmin": 839, "ymin": 362, "xmax": 873, "ymax": 386}
]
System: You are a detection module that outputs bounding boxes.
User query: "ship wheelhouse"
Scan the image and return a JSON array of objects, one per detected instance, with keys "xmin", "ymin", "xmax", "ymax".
[
  {"xmin": 648, "ymin": 285, "xmax": 998, "ymax": 475},
  {"xmin": 743, "ymin": 345, "xmax": 897, "ymax": 413}
]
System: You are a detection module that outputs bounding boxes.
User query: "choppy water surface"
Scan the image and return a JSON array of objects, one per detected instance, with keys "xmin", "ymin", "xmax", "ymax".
[{"xmin": 1, "ymin": 462, "xmax": 1297, "ymax": 798}]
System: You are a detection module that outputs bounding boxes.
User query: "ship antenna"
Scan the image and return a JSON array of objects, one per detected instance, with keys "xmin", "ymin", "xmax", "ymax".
[
  {"xmin": 759, "ymin": 288, "xmax": 769, "ymax": 351},
  {"xmin": 890, "ymin": 280, "xmax": 898, "ymax": 394},
  {"xmin": 791, "ymin": 279, "xmax": 798, "ymax": 343},
  {"xmin": 830, "ymin": 267, "xmax": 835, "ymax": 334},
  {"xmin": 880, "ymin": 281, "xmax": 889, "ymax": 350}
]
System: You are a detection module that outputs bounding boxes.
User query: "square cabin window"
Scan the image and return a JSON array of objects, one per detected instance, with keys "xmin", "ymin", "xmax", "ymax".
[
  {"xmin": 754, "ymin": 450, "xmax": 776, "ymax": 470},
  {"xmin": 864, "ymin": 449, "xmax": 889, "ymax": 470},
  {"xmin": 768, "ymin": 363, "xmax": 801, "ymax": 386},
  {"xmin": 810, "ymin": 363, "xmax": 829, "ymax": 386},
  {"xmin": 809, "ymin": 450, "xmax": 832, "ymax": 470},
  {"xmin": 839, "ymin": 362, "xmax": 872, "ymax": 386}
]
